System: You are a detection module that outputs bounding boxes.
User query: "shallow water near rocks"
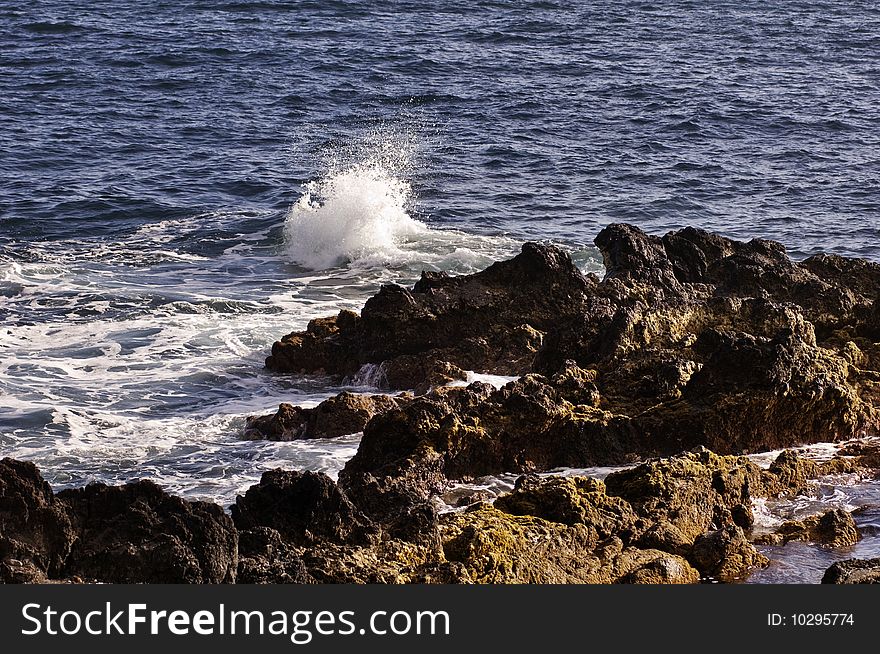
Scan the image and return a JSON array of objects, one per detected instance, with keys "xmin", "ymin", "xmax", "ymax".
[
  {"xmin": 746, "ymin": 485, "xmax": 880, "ymax": 584},
  {"xmin": 3, "ymin": 1, "xmax": 880, "ymax": 583}
]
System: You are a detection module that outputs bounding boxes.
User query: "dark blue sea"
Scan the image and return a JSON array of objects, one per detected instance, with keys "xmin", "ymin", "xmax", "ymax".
[{"xmin": 2, "ymin": 0, "xmax": 879, "ymax": 582}]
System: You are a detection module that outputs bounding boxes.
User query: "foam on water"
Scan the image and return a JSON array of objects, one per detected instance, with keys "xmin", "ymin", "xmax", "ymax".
[
  {"xmin": 450, "ymin": 371, "xmax": 521, "ymax": 389},
  {"xmin": 285, "ymin": 163, "xmax": 430, "ymax": 270},
  {"xmin": 0, "ymin": 137, "xmax": 537, "ymax": 506}
]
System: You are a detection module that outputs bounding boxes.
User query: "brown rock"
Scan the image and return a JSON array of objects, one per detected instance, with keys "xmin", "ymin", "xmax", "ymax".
[
  {"xmin": 244, "ymin": 392, "xmax": 402, "ymax": 441},
  {"xmin": 267, "ymin": 243, "xmax": 594, "ymax": 386},
  {"xmin": 822, "ymin": 558, "xmax": 880, "ymax": 584}
]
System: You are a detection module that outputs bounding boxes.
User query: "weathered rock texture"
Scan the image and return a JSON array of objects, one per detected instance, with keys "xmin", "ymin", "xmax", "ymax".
[
  {"xmin": 264, "ymin": 225, "xmax": 880, "ymax": 482},
  {"xmin": 1, "ymin": 458, "xmax": 238, "ymax": 584},
  {"xmin": 822, "ymin": 558, "xmax": 880, "ymax": 584},
  {"xmin": 58, "ymin": 481, "xmax": 238, "ymax": 583},
  {"xmin": 244, "ymin": 392, "xmax": 404, "ymax": 441},
  {"xmin": 3, "ymin": 442, "xmax": 878, "ymax": 584},
  {"xmin": 232, "ymin": 445, "xmax": 878, "ymax": 584}
]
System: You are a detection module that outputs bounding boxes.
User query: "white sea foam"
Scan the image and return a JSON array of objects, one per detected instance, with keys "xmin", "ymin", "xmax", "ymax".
[
  {"xmin": 449, "ymin": 371, "xmax": 520, "ymax": 389},
  {"xmin": 282, "ymin": 126, "xmax": 524, "ymax": 273},
  {"xmin": 282, "ymin": 161, "xmax": 522, "ymax": 274},
  {"xmin": 285, "ymin": 163, "xmax": 430, "ymax": 270}
]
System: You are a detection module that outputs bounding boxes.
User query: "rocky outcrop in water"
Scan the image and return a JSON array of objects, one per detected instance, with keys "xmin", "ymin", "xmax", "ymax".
[
  {"xmin": 264, "ymin": 225, "xmax": 880, "ymax": 478},
  {"xmin": 822, "ymin": 558, "xmax": 880, "ymax": 584},
  {"xmin": 8, "ymin": 224, "xmax": 880, "ymax": 585},
  {"xmin": 266, "ymin": 242, "xmax": 593, "ymax": 383},
  {"xmin": 244, "ymin": 392, "xmax": 405, "ymax": 441},
  {"xmin": 236, "ymin": 225, "xmax": 880, "ymax": 583},
  {"xmin": 755, "ymin": 509, "xmax": 860, "ymax": 548}
]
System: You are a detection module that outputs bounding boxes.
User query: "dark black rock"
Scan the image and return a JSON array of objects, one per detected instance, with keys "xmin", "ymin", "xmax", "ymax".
[
  {"xmin": 58, "ymin": 480, "xmax": 237, "ymax": 583},
  {"xmin": 231, "ymin": 470, "xmax": 377, "ymax": 547},
  {"xmin": 0, "ymin": 458, "xmax": 75, "ymax": 583}
]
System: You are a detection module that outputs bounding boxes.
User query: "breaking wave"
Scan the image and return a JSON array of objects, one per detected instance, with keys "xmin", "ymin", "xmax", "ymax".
[{"xmin": 284, "ymin": 162, "xmax": 430, "ymax": 270}]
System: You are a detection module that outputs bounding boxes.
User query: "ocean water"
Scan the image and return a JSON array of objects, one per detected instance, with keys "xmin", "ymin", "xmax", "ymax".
[{"xmin": 2, "ymin": 0, "xmax": 880, "ymax": 582}]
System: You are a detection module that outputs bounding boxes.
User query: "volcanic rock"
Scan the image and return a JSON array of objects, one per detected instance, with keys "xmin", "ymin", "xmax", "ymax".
[
  {"xmin": 58, "ymin": 480, "xmax": 237, "ymax": 583},
  {"xmin": 438, "ymin": 505, "xmax": 698, "ymax": 584},
  {"xmin": 266, "ymin": 242, "xmax": 594, "ymax": 384},
  {"xmin": 0, "ymin": 458, "xmax": 75, "ymax": 583},
  {"xmin": 236, "ymin": 527, "xmax": 314, "ymax": 584},
  {"xmin": 822, "ymin": 558, "xmax": 880, "ymax": 584},
  {"xmin": 244, "ymin": 392, "xmax": 402, "ymax": 441},
  {"xmin": 231, "ymin": 470, "xmax": 377, "ymax": 547},
  {"xmin": 267, "ymin": 224, "xmax": 880, "ymax": 474}
]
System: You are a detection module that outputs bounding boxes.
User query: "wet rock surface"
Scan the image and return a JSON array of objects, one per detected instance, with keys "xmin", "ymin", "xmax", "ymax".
[
  {"xmin": 822, "ymin": 558, "xmax": 880, "ymax": 584},
  {"xmin": 755, "ymin": 509, "xmax": 860, "ymax": 548},
  {"xmin": 244, "ymin": 392, "xmax": 404, "ymax": 441}
]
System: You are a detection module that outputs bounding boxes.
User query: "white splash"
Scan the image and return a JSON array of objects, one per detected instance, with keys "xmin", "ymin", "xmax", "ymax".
[
  {"xmin": 284, "ymin": 163, "xmax": 429, "ymax": 270},
  {"xmin": 282, "ymin": 124, "xmax": 523, "ymax": 273}
]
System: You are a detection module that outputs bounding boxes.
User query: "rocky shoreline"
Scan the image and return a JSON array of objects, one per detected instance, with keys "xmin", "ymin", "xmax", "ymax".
[
  {"xmin": 4, "ymin": 223, "xmax": 880, "ymax": 584},
  {"xmin": 2, "ymin": 445, "xmax": 878, "ymax": 584}
]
